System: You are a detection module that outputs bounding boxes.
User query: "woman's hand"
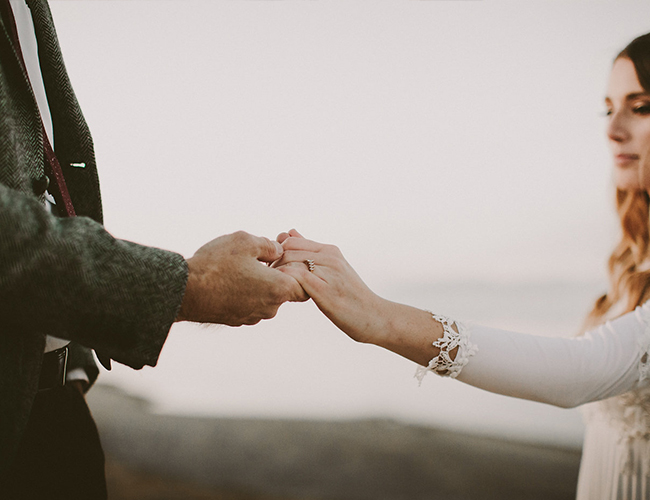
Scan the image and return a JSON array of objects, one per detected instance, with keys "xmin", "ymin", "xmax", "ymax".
[
  {"xmin": 273, "ymin": 229, "xmax": 387, "ymax": 344},
  {"xmin": 275, "ymin": 229, "xmax": 445, "ymax": 367}
]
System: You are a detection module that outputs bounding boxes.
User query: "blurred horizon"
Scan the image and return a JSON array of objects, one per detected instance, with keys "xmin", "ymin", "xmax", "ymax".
[{"xmin": 98, "ymin": 278, "xmax": 595, "ymax": 447}]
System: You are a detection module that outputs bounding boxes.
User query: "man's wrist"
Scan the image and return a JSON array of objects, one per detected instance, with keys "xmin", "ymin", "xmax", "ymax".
[{"xmin": 175, "ymin": 259, "xmax": 196, "ymax": 322}]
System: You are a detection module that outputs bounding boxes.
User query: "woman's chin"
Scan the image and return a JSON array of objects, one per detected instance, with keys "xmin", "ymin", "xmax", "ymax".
[{"xmin": 614, "ymin": 169, "xmax": 643, "ymax": 191}]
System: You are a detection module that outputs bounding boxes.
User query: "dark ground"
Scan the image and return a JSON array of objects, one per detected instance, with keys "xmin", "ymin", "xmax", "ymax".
[{"xmin": 88, "ymin": 384, "xmax": 581, "ymax": 500}]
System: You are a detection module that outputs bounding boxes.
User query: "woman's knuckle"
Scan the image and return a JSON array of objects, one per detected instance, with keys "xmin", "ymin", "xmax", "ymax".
[
  {"xmin": 324, "ymin": 244, "xmax": 341, "ymax": 255},
  {"xmin": 282, "ymin": 237, "xmax": 297, "ymax": 250}
]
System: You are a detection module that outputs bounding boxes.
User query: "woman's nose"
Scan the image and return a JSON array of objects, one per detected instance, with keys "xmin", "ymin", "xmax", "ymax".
[{"xmin": 607, "ymin": 111, "xmax": 631, "ymax": 143}]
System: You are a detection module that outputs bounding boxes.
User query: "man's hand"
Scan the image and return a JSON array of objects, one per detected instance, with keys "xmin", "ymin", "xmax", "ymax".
[{"xmin": 176, "ymin": 231, "xmax": 308, "ymax": 326}]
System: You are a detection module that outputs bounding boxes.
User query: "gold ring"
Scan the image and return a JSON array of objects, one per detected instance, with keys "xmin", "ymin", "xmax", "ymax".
[{"xmin": 304, "ymin": 259, "xmax": 315, "ymax": 273}]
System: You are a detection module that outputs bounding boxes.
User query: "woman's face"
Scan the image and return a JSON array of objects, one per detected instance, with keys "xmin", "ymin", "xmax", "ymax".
[{"xmin": 606, "ymin": 57, "xmax": 650, "ymax": 191}]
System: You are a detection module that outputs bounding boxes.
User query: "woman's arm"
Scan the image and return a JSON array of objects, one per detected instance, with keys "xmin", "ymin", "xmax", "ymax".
[
  {"xmin": 275, "ymin": 230, "xmax": 650, "ymax": 409},
  {"xmin": 457, "ymin": 314, "xmax": 649, "ymax": 408}
]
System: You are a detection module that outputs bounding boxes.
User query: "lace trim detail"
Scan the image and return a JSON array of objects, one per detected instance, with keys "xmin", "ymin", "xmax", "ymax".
[
  {"xmin": 636, "ymin": 302, "xmax": 650, "ymax": 383},
  {"xmin": 583, "ymin": 393, "xmax": 650, "ymax": 478},
  {"xmin": 415, "ymin": 313, "xmax": 478, "ymax": 384}
]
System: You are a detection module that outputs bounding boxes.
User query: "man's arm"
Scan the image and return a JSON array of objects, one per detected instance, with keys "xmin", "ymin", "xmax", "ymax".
[
  {"xmin": 1, "ymin": 182, "xmax": 304, "ymax": 370},
  {"xmin": 0, "ymin": 182, "xmax": 187, "ymax": 369}
]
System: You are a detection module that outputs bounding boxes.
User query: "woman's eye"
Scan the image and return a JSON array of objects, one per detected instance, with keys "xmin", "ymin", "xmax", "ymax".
[{"xmin": 633, "ymin": 104, "xmax": 650, "ymax": 115}]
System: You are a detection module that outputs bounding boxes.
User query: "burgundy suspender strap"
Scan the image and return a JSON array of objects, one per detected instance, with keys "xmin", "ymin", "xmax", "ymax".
[
  {"xmin": 41, "ymin": 124, "xmax": 76, "ymax": 217},
  {"xmin": 0, "ymin": 0, "xmax": 76, "ymax": 217}
]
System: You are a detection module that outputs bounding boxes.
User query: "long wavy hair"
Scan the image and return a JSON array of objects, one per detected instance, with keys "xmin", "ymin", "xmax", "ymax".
[{"xmin": 584, "ymin": 33, "xmax": 650, "ymax": 330}]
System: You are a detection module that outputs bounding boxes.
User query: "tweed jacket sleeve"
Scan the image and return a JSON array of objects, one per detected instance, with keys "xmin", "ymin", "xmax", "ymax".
[
  {"xmin": 0, "ymin": 181, "xmax": 189, "ymax": 370},
  {"xmin": 0, "ymin": 0, "xmax": 189, "ymax": 370}
]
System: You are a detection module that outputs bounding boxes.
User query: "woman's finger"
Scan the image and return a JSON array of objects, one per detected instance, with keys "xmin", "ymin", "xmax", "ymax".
[
  {"xmin": 276, "ymin": 232, "xmax": 291, "ymax": 244},
  {"xmin": 277, "ymin": 263, "xmax": 328, "ymax": 298},
  {"xmin": 288, "ymin": 228, "xmax": 304, "ymax": 238},
  {"xmin": 281, "ymin": 236, "xmax": 329, "ymax": 253},
  {"xmin": 276, "ymin": 229, "xmax": 305, "ymax": 245},
  {"xmin": 274, "ymin": 256, "xmax": 330, "ymax": 283},
  {"xmin": 272, "ymin": 250, "xmax": 329, "ymax": 269}
]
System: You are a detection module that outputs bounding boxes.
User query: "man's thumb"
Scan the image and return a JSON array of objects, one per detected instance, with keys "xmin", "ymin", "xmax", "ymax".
[{"xmin": 256, "ymin": 237, "xmax": 283, "ymax": 263}]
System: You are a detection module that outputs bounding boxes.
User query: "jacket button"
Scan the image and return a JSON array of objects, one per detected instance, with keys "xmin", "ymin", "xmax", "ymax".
[{"xmin": 32, "ymin": 174, "xmax": 50, "ymax": 196}]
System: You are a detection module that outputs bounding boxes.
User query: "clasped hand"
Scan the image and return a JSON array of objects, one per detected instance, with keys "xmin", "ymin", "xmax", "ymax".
[
  {"xmin": 176, "ymin": 231, "xmax": 308, "ymax": 326},
  {"xmin": 174, "ymin": 228, "xmax": 382, "ymax": 338}
]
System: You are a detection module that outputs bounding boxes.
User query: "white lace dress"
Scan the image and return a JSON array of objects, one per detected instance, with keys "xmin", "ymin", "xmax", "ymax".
[{"xmin": 421, "ymin": 303, "xmax": 650, "ymax": 500}]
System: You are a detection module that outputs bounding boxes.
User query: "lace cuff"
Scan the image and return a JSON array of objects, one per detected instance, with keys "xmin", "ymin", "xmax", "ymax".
[{"xmin": 415, "ymin": 313, "xmax": 478, "ymax": 384}]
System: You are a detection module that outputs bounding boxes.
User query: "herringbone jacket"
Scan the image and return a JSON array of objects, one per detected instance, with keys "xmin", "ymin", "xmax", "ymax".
[{"xmin": 0, "ymin": 0, "xmax": 188, "ymax": 473}]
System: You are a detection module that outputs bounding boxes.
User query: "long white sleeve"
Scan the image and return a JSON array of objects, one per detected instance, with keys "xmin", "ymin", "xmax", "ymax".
[{"xmin": 430, "ymin": 302, "xmax": 650, "ymax": 409}]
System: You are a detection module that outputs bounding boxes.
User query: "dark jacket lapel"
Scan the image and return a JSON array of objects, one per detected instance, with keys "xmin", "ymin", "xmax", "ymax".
[{"xmin": 26, "ymin": 0, "xmax": 103, "ymax": 223}]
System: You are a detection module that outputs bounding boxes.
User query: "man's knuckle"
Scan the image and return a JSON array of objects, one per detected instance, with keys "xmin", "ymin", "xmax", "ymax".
[
  {"xmin": 232, "ymin": 230, "xmax": 250, "ymax": 243},
  {"xmin": 271, "ymin": 284, "xmax": 287, "ymax": 303},
  {"xmin": 262, "ymin": 237, "xmax": 276, "ymax": 253}
]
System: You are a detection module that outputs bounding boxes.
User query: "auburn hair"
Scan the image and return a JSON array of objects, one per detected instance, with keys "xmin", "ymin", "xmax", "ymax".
[{"xmin": 584, "ymin": 33, "xmax": 650, "ymax": 330}]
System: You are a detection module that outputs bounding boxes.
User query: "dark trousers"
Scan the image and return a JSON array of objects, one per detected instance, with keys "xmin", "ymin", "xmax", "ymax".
[{"xmin": 1, "ymin": 385, "xmax": 107, "ymax": 500}]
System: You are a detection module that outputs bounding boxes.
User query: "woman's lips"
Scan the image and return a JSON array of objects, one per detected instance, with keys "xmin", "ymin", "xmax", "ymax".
[{"xmin": 615, "ymin": 153, "xmax": 640, "ymax": 166}]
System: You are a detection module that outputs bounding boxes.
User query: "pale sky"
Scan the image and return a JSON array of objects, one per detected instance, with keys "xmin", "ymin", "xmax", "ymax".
[
  {"xmin": 51, "ymin": 0, "xmax": 650, "ymax": 286},
  {"xmin": 48, "ymin": 0, "xmax": 650, "ymax": 442}
]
